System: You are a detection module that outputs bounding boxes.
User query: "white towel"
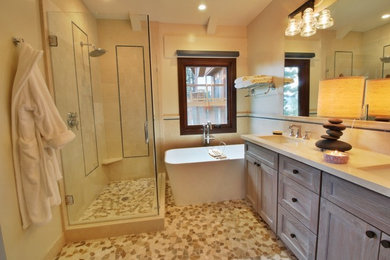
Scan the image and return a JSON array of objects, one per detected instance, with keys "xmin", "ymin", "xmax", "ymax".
[
  {"xmin": 234, "ymin": 75, "xmax": 273, "ymax": 89},
  {"xmin": 11, "ymin": 43, "xmax": 75, "ymax": 229},
  {"xmin": 208, "ymin": 148, "xmax": 227, "ymax": 159}
]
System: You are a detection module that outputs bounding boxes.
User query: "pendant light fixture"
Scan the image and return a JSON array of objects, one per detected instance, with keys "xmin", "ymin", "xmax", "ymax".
[
  {"xmin": 285, "ymin": 0, "xmax": 334, "ymax": 37},
  {"xmin": 316, "ymin": 9, "xmax": 334, "ymax": 29}
]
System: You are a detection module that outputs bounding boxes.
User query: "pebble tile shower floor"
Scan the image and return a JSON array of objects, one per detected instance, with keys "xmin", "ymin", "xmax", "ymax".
[
  {"xmin": 57, "ymin": 180, "xmax": 295, "ymax": 259},
  {"xmin": 78, "ymin": 178, "xmax": 157, "ymax": 222}
]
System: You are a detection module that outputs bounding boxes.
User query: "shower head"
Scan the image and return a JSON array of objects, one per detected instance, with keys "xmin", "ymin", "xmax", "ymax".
[
  {"xmin": 80, "ymin": 41, "xmax": 107, "ymax": 57},
  {"xmin": 89, "ymin": 48, "xmax": 107, "ymax": 57}
]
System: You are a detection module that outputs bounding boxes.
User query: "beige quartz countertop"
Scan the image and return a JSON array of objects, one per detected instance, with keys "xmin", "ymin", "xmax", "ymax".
[{"xmin": 241, "ymin": 134, "xmax": 390, "ymax": 197}]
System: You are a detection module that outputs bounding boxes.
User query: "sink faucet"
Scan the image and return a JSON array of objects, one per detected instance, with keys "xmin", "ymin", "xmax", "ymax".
[
  {"xmin": 202, "ymin": 121, "xmax": 215, "ymax": 145},
  {"xmin": 289, "ymin": 124, "xmax": 302, "ymax": 138}
]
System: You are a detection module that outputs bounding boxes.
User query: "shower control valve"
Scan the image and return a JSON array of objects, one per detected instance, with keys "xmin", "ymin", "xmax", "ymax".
[{"xmin": 67, "ymin": 112, "xmax": 79, "ymax": 130}]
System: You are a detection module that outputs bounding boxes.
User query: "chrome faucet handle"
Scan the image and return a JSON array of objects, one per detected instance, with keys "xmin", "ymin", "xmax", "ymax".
[
  {"xmin": 303, "ymin": 130, "xmax": 311, "ymax": 140},
  {"xmin": 207, "ymin": 121, "xmax": 213, "ymax": 130},
  {"xmin": 288, "ymin": 125, "xmax": 295, "ymax": 137},
  {"xmin": 295, "ymin": 126, "xmax": 302, "ymax": 138}
]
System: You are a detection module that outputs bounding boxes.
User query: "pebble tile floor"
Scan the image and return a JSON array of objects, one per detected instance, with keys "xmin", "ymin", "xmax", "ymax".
[
  {"xmin": 78, "ymin": 178, "xmax": 157, "ymax": 222},
  {"xmin": 57, "ymin": 180, "xmax": 295, "ymax": 260}
]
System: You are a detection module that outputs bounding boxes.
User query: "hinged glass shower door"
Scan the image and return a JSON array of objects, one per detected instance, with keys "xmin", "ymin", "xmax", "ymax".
[{"xmin": 47, "ymin": 11, "xmax": 159, "ymax": 225}]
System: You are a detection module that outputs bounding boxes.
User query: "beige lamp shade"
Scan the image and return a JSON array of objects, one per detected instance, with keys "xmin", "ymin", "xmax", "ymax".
[
  {"xmin": 317, "ymin": 76, "xmax": 365, "ymax": 119},
  {"xmin": 365, "ymin": 78, "xmax": 390, "ymax": 117}
]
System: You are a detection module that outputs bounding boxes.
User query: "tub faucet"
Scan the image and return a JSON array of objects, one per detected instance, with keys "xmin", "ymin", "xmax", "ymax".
[{"xmin": 202, "ymin": 121, "xmax": 215, "ymax": 146}]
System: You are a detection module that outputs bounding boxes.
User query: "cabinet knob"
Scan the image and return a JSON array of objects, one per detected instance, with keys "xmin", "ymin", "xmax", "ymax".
[
  {"xmin": 365, "ymin": 231, "xmax": 377, "ymax": 239},
  {"xmin": 292, "ymin": 169, "xmax": 299, "ymax": 174},
  {"xmin": 291, "ymin": 198, "xmax": 298, "ymax": 203},
  {"xmin": 381, "ymin": 240, "xmax": 390, "ymax": 248},
  {"xmin": 290, "ymin": 233, "xmax": 296, "ymax": 239}
]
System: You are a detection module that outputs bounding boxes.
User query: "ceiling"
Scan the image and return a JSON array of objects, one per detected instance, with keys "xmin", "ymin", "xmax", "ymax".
[
  {"xmin": 330, "ymin": 0, "xmax": 390, "ymax": 33},
  {"xmin": 81, "ymin": 0, "xmax": 273, "ymax": 26}
]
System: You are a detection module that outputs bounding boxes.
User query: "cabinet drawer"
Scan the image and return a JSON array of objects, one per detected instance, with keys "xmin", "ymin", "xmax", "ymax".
[
  {"xmin": 278, "ymin": 205, "xmax": 317, "ymax": 260},
  {"xmin": 322, "ymin": 173, "xmax": 390, "ymax": 234},
  {"xmin": 278, "ymin": 174, "xmax": 319, "ymax": 234},
  {"xmin": 279, "ymin": 155, "xmax": 321, "ymax": 193},
  {"xmin": 245, "ymin": 142, "xmax": 278, "ymax": 169}
]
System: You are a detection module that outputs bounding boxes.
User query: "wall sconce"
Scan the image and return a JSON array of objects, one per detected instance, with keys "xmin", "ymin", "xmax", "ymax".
[
  {"xmin": 285, "ymin": 0, "xmax": 334, "ymax": 37},
  {"xmin": 315, "ymin": 77, "xmax": 366, "ymax": 151}
]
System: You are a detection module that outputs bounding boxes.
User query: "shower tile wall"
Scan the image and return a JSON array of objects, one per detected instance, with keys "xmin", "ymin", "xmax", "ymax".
[
  {"xmin": 97, "ymin": 19, "xmax": 155, "ymax": 181},
  {"xmin": 47, "ymin": 11, "xmax": 109, "ymax": 223}
]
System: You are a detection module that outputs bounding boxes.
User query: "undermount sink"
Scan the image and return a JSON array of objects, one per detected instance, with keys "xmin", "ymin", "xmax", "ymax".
[{"xmin": 257, "ymin": 135, "xmax": 305, "ymax": 145}]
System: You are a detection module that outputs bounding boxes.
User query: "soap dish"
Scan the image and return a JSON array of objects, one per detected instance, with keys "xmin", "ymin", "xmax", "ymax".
[
  {"xmin": 273, "ymin": 130, "xmax": 283, "ymax": 135},
  {"xmin": 323, "ymin": 150, "xmax": 349, "ymax": 164}
]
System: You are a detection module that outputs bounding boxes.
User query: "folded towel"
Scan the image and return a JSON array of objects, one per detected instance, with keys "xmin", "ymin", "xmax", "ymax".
[
  {"xmin": 208, "ymin": 148, "xmax": 227, "ymax": 159},
  {"xmin": 284, "ymin": 77, "xmax": 294, "ymax": 84},
  {"xmin": 234, "ymin": 75, "xmax": 273, "ymax": 89}
]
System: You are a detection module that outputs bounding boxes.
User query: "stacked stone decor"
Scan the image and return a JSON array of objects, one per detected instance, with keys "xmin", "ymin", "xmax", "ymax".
[{"xmin": 315, "ymin": 118, "xmax": 352, "ymax": 152}]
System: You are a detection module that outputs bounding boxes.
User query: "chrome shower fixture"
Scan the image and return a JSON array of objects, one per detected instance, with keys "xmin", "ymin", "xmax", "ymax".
[{"xmin": 80, "ymin": 41, "xmax": 107, "ymax": 57}]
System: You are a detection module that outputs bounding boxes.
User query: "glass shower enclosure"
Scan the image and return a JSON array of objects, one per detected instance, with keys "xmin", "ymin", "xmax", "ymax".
[{"xmin": 47, "ymin": 11, "xmax": 159, "ymax": 225}]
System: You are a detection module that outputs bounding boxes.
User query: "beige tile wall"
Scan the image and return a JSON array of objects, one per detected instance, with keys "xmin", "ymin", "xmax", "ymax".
[{"xmin": 97, "ymin": 19, "xmax": 156, "ymax": 180}]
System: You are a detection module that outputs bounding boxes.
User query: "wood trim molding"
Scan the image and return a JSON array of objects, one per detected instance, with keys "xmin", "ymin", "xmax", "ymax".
[{"xmin": 177, "ymin": 57, "xmax": 237, "ymax": 135}]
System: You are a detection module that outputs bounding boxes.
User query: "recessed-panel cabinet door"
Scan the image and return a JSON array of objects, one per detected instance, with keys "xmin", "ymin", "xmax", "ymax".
[
  {"xmin": 317, "ymin": 198, "xmax": 380, "ymax": 260},
  {"xmin": 245, "ymin": 155, "xmax": 258, "ymax": 209},
  {"xmin": 258, "ymin": 163, "xmax": 278, "ymax": 233},
  {"xmin": 379, "ymin": 233, "xmax": 390, "ymax": 260}
]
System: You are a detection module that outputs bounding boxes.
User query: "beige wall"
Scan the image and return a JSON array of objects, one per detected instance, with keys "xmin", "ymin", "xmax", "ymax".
[
  {"xmin": 362, "ymin": 22, "xmax": 390, "ymax": 78},
  {"xmin": 247, "ymin": 0, "xmax": 306, "ymax": 116},
  {"xmin": 247, "ymin": 0, "xmax": 390, "ymax": 156},
  {"xmin": 0, "ymin": 0, "xmax": 64, "ymax": 259},
  {"xmin": 150, "ymin": 23, "xmax": 250, "ymax": 171}
]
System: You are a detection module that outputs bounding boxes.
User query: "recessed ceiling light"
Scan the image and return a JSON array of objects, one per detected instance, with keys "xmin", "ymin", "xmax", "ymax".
[
  {"xmin": 382, "ymin": 14, "xmax": 390, "ymax": 19},
  {"xmin": 198, "ymin": 4, "xmax": 207, "ymax": 11}
]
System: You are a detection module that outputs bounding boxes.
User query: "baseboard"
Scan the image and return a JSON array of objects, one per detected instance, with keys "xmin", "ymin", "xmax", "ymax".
[{"xmin": 44, "ymin": 233, "xmax": 65, "ymax": 260}]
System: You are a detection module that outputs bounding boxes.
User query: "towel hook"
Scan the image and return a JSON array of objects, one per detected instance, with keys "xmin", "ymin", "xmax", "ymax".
[{"xmin": 13, "ymin": 37, "xmax": 24, "ymax": 47}]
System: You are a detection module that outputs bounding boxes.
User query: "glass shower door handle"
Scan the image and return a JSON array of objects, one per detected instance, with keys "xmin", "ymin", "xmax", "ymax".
[{"xmin": 144, "ymin": 121, "xmax": 149, "ymax": 144}]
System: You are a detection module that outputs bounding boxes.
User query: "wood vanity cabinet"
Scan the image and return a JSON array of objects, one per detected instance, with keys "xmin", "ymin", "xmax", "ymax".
[
  {"xmin": 318, "ymin": 173, "xmax": 390, "ymax": 260},
  {"xmin": 245, "ymin": 142, "xmax": 278, "ymax": 232},
  {"xmin": 244, "ymin": 140, "xmax": 390, "ymax": 260}
]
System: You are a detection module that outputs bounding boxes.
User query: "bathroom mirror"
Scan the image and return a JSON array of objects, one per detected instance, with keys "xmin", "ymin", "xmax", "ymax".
[{"xmin": 284, "ymin": 0, "xmax": 390, "ymax": 119}]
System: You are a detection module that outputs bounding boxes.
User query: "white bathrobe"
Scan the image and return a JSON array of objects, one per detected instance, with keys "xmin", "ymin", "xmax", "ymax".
[{"xmin": 11, "ymin": 43, "xmax": 75, "ymax": 229}]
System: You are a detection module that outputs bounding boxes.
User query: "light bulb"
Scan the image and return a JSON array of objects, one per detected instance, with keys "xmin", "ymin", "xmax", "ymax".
[
  {"xmin": 198, "ymin": 4, "xmax": 206, "ymax": 11},
  {"xmin": 382, "ymin": 14, "xmax": 390, "ymax": 19}
]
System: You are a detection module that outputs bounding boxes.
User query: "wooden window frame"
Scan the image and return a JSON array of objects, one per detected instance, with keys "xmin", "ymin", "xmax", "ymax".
[
  {"xmin": 177, "ymin": 57, "xmax": 237, "ymax": 135},
  {"xmin": 285, "ymin": 59, "xmax": 310, "ymax": 116}
]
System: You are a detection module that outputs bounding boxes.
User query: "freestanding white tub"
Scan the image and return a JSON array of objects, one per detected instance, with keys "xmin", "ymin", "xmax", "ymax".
[{"xmin": 165, "ymin": 144, "xmax": 245, "ymax": 205}]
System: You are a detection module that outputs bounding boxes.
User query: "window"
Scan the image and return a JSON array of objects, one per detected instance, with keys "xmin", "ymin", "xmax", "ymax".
[
  {"xmin": 284, "ymin": 59, "xmax": 310, "ymax": 116},
  {"xmin": 178, "ymin": 58, "xmax": 237, "ymax": 135}
]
